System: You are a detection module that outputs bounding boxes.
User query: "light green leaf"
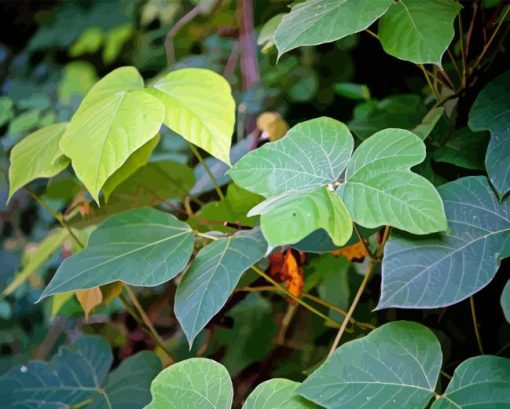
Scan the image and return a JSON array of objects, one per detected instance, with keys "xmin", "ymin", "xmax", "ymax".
[
  {"xmin": 103, "ymin": 24, "xmax": 134, "ymax": 64},
  {"xmin": 298, "ymin": 321, "xmax": 442, "ymax": 409},
  {"xmin": 145, "ymin": 358, "xmax": 233, "ymax": 409},
  {"xmin": 229, "ymin": 117, "xmax": 353, "ymax": 197},
  {"xmin": 432, "ymin": 356, "xmax": 510, "ymax": 409},
  {"xmin": 102, "ymin": 134, "xmax": 160, "ymax": 203},
  {"xmin": 469, "ymin": 70, "xmax": 510, "ymax": 198},
  {"xmin": 249, "ymin": 186, "xmax": 353, "ymax": 247},
  {"xmin": 274, "ymin": 0, "xmax": 392, "ymax": 57},
  {"xmin": 258, "ymin": 14, "xmax": 285, "ymax": 53},
  {"xmin": 379, "ymin": 0, "xmax": 462, "ymax": 65},
  {"xmin": 60, "ymin": 66, "xmax": 165, "ymax": 202},
  {"xmin": 8, "ymin": 109, "xmax": 40, "ymax": 135},
  {"xmin": 175, "ymin": 229, "xmax": 267, "ymax": 346},
  {"xmin": 0, "ymin": 96, "xmax": 14, "ymax": 126},
  {"xmin": 243, "ymin": 379, "xmax": 315, "ymax": 409},
  {"xmin": 334, "ymin": 82, "xmax": 370, "ymax": 101},
  {"xmin": 58, "ymin": 61, "xmax": 98, "ymax": 104},
  {"xmin": 2, "ymin": 228, "xmax": 68, "ymax": 297},
  {"xmin": 502, "ymin": 280, "xmax": 510, "ymax": 324},
  {"xmin": 39, "ymin": 208, "xmax": 194, "ymax": 299},
  {"xmin": 337, "ymin": 128, "xmax": 447, "ymax": 234},
  {"xmin": 412, "ymin": 107, "xmax": 444, "ymax": 140},
  {"xmin": 379, "ymin": 176, "xmax": 510, "ymax": 309},
  {"xmin": 8, "ymin": 123, "xmax": 69, "ymax": 202},
  {"xmin": 152, "ymin": 68, "xmax": 235, "ymax": 165}
]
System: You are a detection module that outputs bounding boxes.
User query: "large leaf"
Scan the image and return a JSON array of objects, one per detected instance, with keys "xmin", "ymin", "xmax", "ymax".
[
  {"xmin": 102, "ymin": 134, "xmax": 160, "ymax": 202},
  {"xmin": 274, "ymin": 0, "xmax": 392, "ymax": 57},
  {"xmin": 378, "ymin": 0, "xmax": 462, "ymax": 65},
  {"xmin": 8, "ymin": 123, "xmax": 69, "ymax": 202},
  {"xmin": 243, "ymin": 379, "xmax": 315, "ymax": 409},
  {"xmin": 152, "ymin": 68, "xmax": 235, "ymax": 165},
  {"xmin": 379, "ymin": 176, "xmax": 510, "ymax": 309},
  {"xmin": 337, "ymin": 128, "xmax": 447, "ymax": 234},
  {"xmin": 298, "ymin": 321, "xmax": 442, "ymax": 409},
  {"xmin": 174, "ymin": 229, "xmax": 267, "ymax": 346},
  {"xmin": 229, "ymin": 117, "xmax": 353, "ymax": 197},
  {"xmin": 60, "ymin": 66, "xmax": 165, "ymax": 202},
  {"xmin": 469, "ymin": 70, "xmax": 510, "ymax": 198},
  {"xmin": 39, "ymin": 208, "xmax": 194, "ymax": 299},
  {"xmin": 0, "ymin": 336, "xmax": 160, "ymax": 409},
  {"xmin": 431, "ymin": 356, "xmax": 510, "ymax": 408},
  {"xmin": 249, "ymin": 186, "xmax": 353, "ymax": 247},
  {"xmin": 145, "ymin": 358, "xmax": 233, "ymax": 409},
  {"xmin": 432, "ymin": 128, "xmax": 489, "ymax": 170}
]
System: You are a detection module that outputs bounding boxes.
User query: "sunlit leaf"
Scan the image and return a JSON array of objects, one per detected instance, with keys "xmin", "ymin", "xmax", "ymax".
[{"xmin": 243, "ymin": 379, "xmax": 315, "ymax": 409}]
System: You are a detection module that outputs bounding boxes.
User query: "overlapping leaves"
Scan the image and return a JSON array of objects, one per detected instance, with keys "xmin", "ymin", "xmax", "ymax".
[{"xmin": 379, "ymin": 176, "xmax": 510, "ymax": 309}]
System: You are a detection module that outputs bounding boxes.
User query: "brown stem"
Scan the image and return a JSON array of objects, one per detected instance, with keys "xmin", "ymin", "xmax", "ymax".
[{"xmin": 469, "ymin": 296, "xmax": 484, "ymax": 355}]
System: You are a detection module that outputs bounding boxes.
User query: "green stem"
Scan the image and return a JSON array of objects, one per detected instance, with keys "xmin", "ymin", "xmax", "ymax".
[
  {"xmin": 187, "ymin": 142, "xmax": 225, "ymax": 201},
  {"xmin": 469, "ymin": 296, "xmax": 484, "ymax": 354}
]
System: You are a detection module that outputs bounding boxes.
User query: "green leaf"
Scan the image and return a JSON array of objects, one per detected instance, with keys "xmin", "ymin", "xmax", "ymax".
[
  {"xmin": 229, "ymin": 117, "xmax": 353, "ymax": 197},
  {"xmin": 412, "ymin": 107, "xmax": 444, "ymax": 140},
  {"xmin": 243, "ymin": 379, "xmax": 315, "ymax": 409},
  {"xmin": 2, "ymin": 228, "xmax": 68, "ymax": 297},
  {"xmin": 249, "ymin": 186, "xmax": 353, "ymax": 247},
  {"xmin": 0, "ymin": 96, "xmax": 14, "ymax": 126},
  {"xmin": 379, "ymin": 176, "xmax": 510, "ymax": 309},
  {"xmin": 39, "ymin": 208, "xmax": 194, "ymax": 299},
  {"xmin": 57, "ymin": 61, "xmax": 98, "ymax": 104},
  {"xmin": 315, "ymin": 255, "xmax": 350, "ymax": 322},
  {"xmin": 60, "ymin": 66, "xmax": 165, "ymax": 202},
  {"xmin": 175, "ymin": 229, "xmax": 267, "ymax": 346},
  {"xmin": 102, "ymin": 134, "xmax": 160, "ymax": 203},
  {"xmin": 274, "ymin": 0, "xmax": 392, "ymax": 57},
  {"xmin": 152, "ymin": 68, "xmax": 235, "ymax": 165},
  {"xmin": 378, "ymin": 0, "xmax": 462, "ymax": 65},
  {"xmin": 145, "ymin": 358, "xmax": 233, "ymax": 409},
  {"xmin": 431, "ymin": 356, "xmax": 510, "ymax": 408},
  {"xmin": 349, "ymin": 94, "xmax": 426, "ymax": 140},
  {"xmin": 0, "ymin": 336, "xmax": 160, "ymax": 409},
  {"xmin": 502, "ymin": 280, "xmax": 510, "ymax": 324},
  {"xmin": 432, "ymin": 128, "xmax": 489, "ymax": 170},
  {"xmin": 469, "ymin": 70, "xmax": 510, "ymax": 198},
  {"xmin": 8, "ymin": 123, "xmax": 69, "ymax": 202},
  {"xmin": 258, "ymin": 14, "xmax": 285, "ymax": 53},
  {"xmin": 298, "ymin": 321, "xmax": 442, "ymax": 409},
  {"xmin": 337, "ymin": 128, "xmax": 447, "ymax": 234},
  {"xmin": 334, "ymin": 82, "xmax": 370, "ymax": 101}
]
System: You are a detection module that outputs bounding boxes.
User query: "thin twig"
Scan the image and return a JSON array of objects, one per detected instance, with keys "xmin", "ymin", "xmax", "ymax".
[
  {"xmin": 165, "ymin": 4, "xmax": 204, "ymax": 65},
  {"xmin": 469, "ymin": 296, "xmax": 484, "ymax": 354},
  {"xmin": 365, "ymin": 28, "xmax": 379, "ymax": 40},
  {"xmin": 419, "ymin": 65, "xmax": 441, "ymax": 101},
  {"xmin": 353, "ymin": 223, "xmax": 375, "ymax": 260},
  {"xmin": 187, "ymin": 142, "xmax": 225, "ymax": 201},
  {"xmin": 277, "ymin": 304, "xmax": 298, "ymax": 345},
  {"xmin": 458, "ymin": 15, "xmax": 467, "ymax": 88}
]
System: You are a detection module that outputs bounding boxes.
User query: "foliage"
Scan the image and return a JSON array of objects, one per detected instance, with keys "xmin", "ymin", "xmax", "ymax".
[{"xmin": 0, "ymin": 0, "xmax": 509, "ymax": 408}]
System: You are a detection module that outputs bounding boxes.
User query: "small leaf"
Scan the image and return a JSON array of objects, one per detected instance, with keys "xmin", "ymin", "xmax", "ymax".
[
  {"xmin": 249, "ymin": 186, "xmax": 353, "ymax": 247},
  {"xmin": 431, "ymin": 356, "xmax": 510, "ymax": 408},
  {"xmin": 102, "ymin": 134, "xmax": 160, "ymax": 203},
  {"xmin": 379, "ymin": 0, "xmax": 462, "ymax": 65},
  {"xmin": 60, "ymin": 66, "xmax": 165, "ymax": 202},
  {"xmin": 76, "ymin": 287, "xmax": 103, "ymax": 319},
  {"xmin": 298, "ymin": 321, "xmax": 442, "ymax": 409},
  {"xmin": 243, "ymin": 379, "xmax": 315, "ymax": 409},
  {"xmin": 8, "ymin": 123, "xmax": 69, "ymax": 202},
  {"xmin": 229, "ymin": 117, "xmax": 353, "ymax": 197},
  {"xmin": 145, "ymin": 358, "xmax": 233, "ymax": 409},
  {"xmin": 0, "ymin": 96, "xmax": 14, "ymax": 127},
  {"xmin": 39, "ymin": 208, "xmax": 194, "ymax": 299},
  {"xmin": 412, "ymin": 107, "xmax": 444, "ymax": 140},
  {"xmin": 337, "ymin": 128, "xmax": 447, "ymax": 234},
  {"xmin": 334, "ymin": 82, "xmax": 370, "ymax": 101},
  {"xmin": 258, "ymin": 14, "xmax": 285, "ymax": 53},
  {"xmin": 152, "ymin": 68, "xmax": 235, "ymax": 165},
  {"xmin": 274, "ymin": 0, "xmax": 392, "ymax": 57},
  {"xmin": 175, "ymin": 229, "xmax": 267, "ymax": 346},
  {"xmin": 502, "ymin": 280, "xmax": 510, "ymax": 324},
  {"xmin": 469, "ymin": 69, "xmax": 510, "ymax": 198},
  {"xmin": 379, "ymin": 176, "xmax": 510, "ymax": 309}
]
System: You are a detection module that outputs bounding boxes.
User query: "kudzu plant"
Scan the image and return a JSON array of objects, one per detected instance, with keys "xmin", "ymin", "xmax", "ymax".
[{"xmin": 1, "ymin": 0, "xmax": 510, "ymax": 408}]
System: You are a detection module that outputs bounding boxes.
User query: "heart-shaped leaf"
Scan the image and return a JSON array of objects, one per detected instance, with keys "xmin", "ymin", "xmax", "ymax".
[
  {"xmin": 274, "ymin": 0, "xmax": 392, "ymax": 57},
  {"xmin": 379, "ymin": 0, "xmax": 462, "ymax": 65},
  {"xmin": 248, "ymin": 186, "xmax": 353, "ymax": 247},
  {"xmin": 298, "ymin": 321, "xmax": 442, "ymax": 409},
  {"xmin": 152, "ymin": 68, "xmax": 235, "ymax": 165},
  {"xmin": 175, "ymin": 229, "xmax": 267, "ymax": 346},
  {"xmin": 337, "ymin": 128, "xmax": 447, "ymax": 234},
  {"xmin": 39, "ymin": 208, "xmax": 194, "ymax": 299},
  {"xmin": 243, "ymin": 379, "xmax": 315, "ymax": 409},
  {"xmin": 379, "ymin": 176, "xmax": 510, "ymax": 309},
  {"xmin": 229, "ymin": 117, "xmax": 353, "ymax": 197},
  {"xmin": 431, "ymin": 356, "xmax": 510, "ymax": 409},
  {"xmin": 469, "ymin": 69, "xmax": 510, "ymax": 198},
  {"xmin": 60, "ymin": 66, "xmax": 165, "ymax": 202},
  {"xmin": 8, "ymin": 122, "xmax": 69, "ymax": 202},
  {"xmin": 145, "ymin": 358, "xmax": 233, "ymax": 409}
]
